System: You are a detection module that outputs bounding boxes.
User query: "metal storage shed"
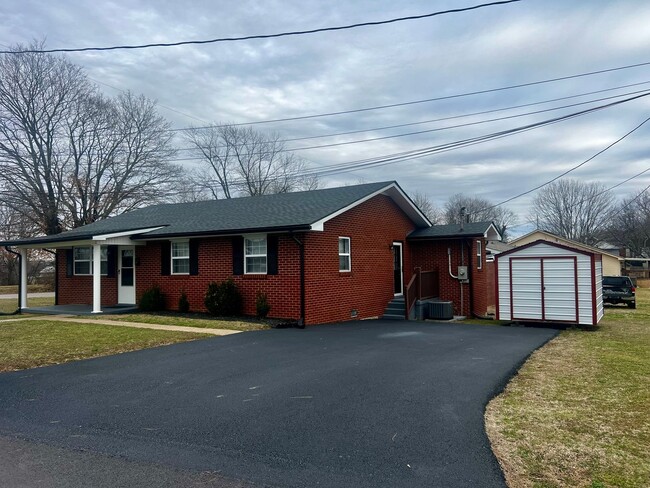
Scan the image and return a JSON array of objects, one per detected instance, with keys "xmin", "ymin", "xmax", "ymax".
[{"xmin": 496, "ymin": 240, "xmax": 603, "ymax": 326}]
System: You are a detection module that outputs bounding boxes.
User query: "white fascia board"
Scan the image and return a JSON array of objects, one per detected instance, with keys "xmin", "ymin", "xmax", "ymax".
[
  {"xmin": 483, "ymin": 223, "xmax": 502, "ymax": 241},
  {"xmin": 92, "ymin": 226, "xmax": 165, "ymax": 241},
  {"xmin": 310, "ymin": 182, "xmax": 431, "ymax": 232}
]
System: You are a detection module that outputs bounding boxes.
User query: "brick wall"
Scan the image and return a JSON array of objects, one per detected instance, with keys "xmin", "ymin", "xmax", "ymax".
[
  {"xmin": 410, "ymin": 237, "xmax": 492, "ymax": 317},
  {"xmin": 56, "ymin": 251, "xmax": 118, "ymax": 306},
  {"xmin": 303, "ymin": 194, "xmax": 416, "ymax": 324},
  {"xmin": 56, "ymin": 193, "xmax": 417, "ymax": 325}
]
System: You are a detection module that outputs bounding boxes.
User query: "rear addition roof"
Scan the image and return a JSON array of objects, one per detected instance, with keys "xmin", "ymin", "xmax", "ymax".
[{"xmin": 408, "ymin": 221, "xmax": 501, "ymax": 240}]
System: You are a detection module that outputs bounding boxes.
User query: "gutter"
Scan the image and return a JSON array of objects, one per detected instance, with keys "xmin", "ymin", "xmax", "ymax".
[{"xmin": 2, "ymin": 246, "xmax": 21, "ymax": 315}]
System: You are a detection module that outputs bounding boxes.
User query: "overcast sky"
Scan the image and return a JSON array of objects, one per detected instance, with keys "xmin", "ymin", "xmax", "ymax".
[{"xmin": 2, "ymin": 0, "xmax": 650, "ymax": 234}]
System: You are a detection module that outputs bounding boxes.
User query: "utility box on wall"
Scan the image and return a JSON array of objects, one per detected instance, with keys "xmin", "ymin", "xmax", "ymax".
[{"xmin": 457, "ymin": 266, "xmax": 468, "ymax": 281}]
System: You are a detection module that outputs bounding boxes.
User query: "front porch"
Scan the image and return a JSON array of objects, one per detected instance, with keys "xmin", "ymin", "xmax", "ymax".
[{"xmin": 22, "ymin": 303, "xmax": 139, "ymax": 315}]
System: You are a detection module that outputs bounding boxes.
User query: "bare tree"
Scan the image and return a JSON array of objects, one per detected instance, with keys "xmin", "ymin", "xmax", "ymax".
[
  {"xmin": 184, "ymin": 124, "xmax": 318, "ymax": 198},
  {"xmin": 443, "ymin": 193, "xmax": 516, "ymax": 238},
  {"xmin": 530, "ymin": 179, "xmax": 614, "ymax": 245},
  {"xmin": 0, "ymin": 41, "xmax": 181, "ymax": 233},
  {"xmin": 605, "ymin": 190, "xmax": 650, "ymax": 257},
  {"xmin": 59, "ymin": 92, "xmax": 179, "ymax": 227},
  {"xmin": 411, "ymin": 191, "xmax": 442, "ymax": 224},
  {"xmin": 0, "ymin": 41, "xmax": 89, "ymax": 234}
]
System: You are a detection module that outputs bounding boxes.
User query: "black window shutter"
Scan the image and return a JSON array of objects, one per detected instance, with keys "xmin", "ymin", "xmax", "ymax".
[
  {"xmin": 232, "ymin": 236, "xmax": 244, "ymax": 275},
  {"xmin": 189, "ymin": 239, "xmax": 199, "ymax": 276},
  {"xmin": 66, "ymin": 249, "xmax": 74, "ymax": 277},
  {"xmin": 106, "ymin": 245, "xmax": 117, "ymax": 277},
  {"xmin": 161, "ymin": 241, "xmax": 171, "ymax": 276},
  {"xmin": 267, "ymin": 235, "xmax": 279, "ymax": 275}
]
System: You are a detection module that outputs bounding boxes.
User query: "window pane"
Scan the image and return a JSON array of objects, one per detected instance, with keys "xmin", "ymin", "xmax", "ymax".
[
  {"xmin": 101, "ymin": 247, "xmax": 108, "ymax": 260},
  {"xmin": 172, "ymin": 242, "xmax": 189, "ymax": 257},
  {"xmin": 75, "ymin": 261, "xmax": 91, "ymax": 275},
  {"xmin": 172, "ymin": 258, "xmax": 190, "ymax": 274},
  {"xmin": 245, "ymin": 237, "xmax": 266, "ymax": 256},
  {"xmin": 101, "ymin": 261, "xmax": 108, "ymax": 275},
  {"xmin": 339, "ymin": 255, "xmax": 350, "ymax": 272},
  {"xmin": 246, "ymin": 256, "xmax": 267, "ymax": 273},
  {"xmin": 74, "ymin": 247, "xmax": 91, "ymax": 260},
  {"xmin": 339, "ymin": 238, "xmax": 349, "ymax": 254}
]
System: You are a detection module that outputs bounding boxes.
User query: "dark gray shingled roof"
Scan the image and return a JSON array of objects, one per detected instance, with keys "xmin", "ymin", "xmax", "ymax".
[
  {"xmin": 408, "ymin": 221, "xmax": 497, "ymax": 239},
  {"xmin": 2, "ymin": 181, "xmax": 402, "ymax": 246}
]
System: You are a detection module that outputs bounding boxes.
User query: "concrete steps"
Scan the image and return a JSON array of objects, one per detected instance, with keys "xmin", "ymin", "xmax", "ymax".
[{"xmin": 382, "ymin": 296, "xmax": 405, "ymax": 320}]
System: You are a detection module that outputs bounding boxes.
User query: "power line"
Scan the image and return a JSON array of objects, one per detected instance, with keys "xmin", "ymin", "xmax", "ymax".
[
  {"xmin": 474, "ymin": 114, "xmax": 650, "ymax": 214},
  {"xmin": 1, "ymin": 1, "xmax": 523, "ymax": 55},
  {"xmin": 163, "ymin": 90, "xmax": 650, "ymax": 163},
  {"xmin": 163, "ymin": 60, "xmax": 650, "ymax": 131},
  {"xmin": 199, "ymin": 93, "xmax": 647, "ymax": 186}
]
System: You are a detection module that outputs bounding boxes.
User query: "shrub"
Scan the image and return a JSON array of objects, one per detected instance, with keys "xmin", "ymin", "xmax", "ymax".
[
  {"xmin": 139, "ymin": 286, "xmax": 165, "ymax": 312},
  {"xmin": 178, "ymin": 291, "xmax": 190, "ymax": 313},
  {"xmin": 255, "ymin": 292, "xmax": 271, "ymax": 319},
  {"xmin": 204, "ymin": 278, "xmax": 242, "ymax": 316}
]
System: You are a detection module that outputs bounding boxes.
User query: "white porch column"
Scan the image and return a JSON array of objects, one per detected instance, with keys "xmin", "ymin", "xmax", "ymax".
[
  {"xmin": 92, "ymin": 243, "xmax": 102, "ymax": 313},
  {"xmin": 19, "ymin": 249, "xmax": 28, "ymax": 309}
]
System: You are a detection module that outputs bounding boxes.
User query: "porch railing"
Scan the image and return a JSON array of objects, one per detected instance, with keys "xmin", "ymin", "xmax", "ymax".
[{"xmin": 404, "ymin": 268, "xmax": 440, "ymax": 319}]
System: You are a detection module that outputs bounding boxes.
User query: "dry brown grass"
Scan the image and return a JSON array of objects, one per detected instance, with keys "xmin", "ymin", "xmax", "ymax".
[{"xmin": 486, "ymin": 289, "xmax": 650, "ymax": 488}]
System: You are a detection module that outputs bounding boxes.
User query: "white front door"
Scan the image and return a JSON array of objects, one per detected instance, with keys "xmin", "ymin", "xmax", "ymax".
[{"xmin": 118, "ymin": 246, "xmax": 136, "ymax": 304}]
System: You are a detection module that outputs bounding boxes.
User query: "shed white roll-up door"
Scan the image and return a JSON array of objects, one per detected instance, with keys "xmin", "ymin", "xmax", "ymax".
[
  {"xmin": 510, "ymin": 257, "xmax": 578, "ymax": 322},
  {"xmin": 496, "ymin": 240, "xmax": 603, "ymax": 326}
]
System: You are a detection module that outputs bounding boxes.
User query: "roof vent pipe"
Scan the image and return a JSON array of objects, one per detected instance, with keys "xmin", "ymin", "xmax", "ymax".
[{"xmin": 460, "ymin": 207, "xmax": 466, "ymax": 231}]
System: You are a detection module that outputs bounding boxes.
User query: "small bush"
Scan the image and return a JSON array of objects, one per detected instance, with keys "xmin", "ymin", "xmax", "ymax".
[
  {"xmin": 178, "ymin": 291, "xmax": 190, "ymax": 313},
  {"xmin": 139, "ymin": 286, "xmax": 165, "ymax": 312},
  {"xmin": 204, "ymin": 278, "xmax": 242, "ymax": 316},
  {"xmin": 255, "ymin": 292, "xmax": 271, "ymax": 319}
]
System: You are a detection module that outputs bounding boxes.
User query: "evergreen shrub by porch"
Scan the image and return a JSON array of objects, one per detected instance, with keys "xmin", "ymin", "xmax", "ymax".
[
  {"xmin": 139, "ymin": 286, "xmax": 165, "ymax": 311},
  {"xmin": 255, "ymin": 292, "xmax": 271, "ymax": 319},
  {"xmin": 204, "ymin": 279, "xmax": 242, "ymax": 316},
  {"xmin": 178, "ymin": 291, "xmax": 190, "ymax": 313}
]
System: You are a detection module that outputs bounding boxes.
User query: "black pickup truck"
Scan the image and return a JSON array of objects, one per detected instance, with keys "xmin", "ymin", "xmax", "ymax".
[{"xmin": 602, "ymin": 276, "xmax": 636, "ymax": 309}]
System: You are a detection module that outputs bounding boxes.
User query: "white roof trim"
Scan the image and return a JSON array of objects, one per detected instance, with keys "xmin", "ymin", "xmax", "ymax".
[
  {"xmin": 483, "ymin": 223, "xmax": 502, "ymax": 241},
  {"xmin": 310, "ymin": 182, "xmax": 431, "ymax": 231},
  {"xmin": 509, "ymin": 229, "xmax": 622, "ymax": 260},
  {"xmin": 92, "ymin": 226, "xmax": 165, "ymax": 240}
]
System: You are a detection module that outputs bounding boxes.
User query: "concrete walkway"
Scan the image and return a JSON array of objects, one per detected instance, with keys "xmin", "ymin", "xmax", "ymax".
[{"xmin": 0, "ymin": 314, "xmax": 240, "ymax": 336}]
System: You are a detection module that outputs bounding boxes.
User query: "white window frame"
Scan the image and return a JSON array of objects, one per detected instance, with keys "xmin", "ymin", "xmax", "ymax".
[
  {"xmin": 477, "ymin": 240, "xmax": 483, "ymax": 270},
  {"xmin": 171, "ymin": 240, "xmax": 190, "ymax": 275},
  {"xmin": 73, "ymin": 246, "xmax": 108, "ymax": 276},
  {"xmin": 244, "ymin": 234, "xmax": 267, "ymax": 275},
  {"xmin": 339, "ymin": 237, "xmax": 351, "ymax": 272}
]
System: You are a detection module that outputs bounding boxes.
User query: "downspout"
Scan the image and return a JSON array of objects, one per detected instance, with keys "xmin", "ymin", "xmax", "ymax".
[
  {"xmin": 460, "ymin": 240, "xmax": 464, "ymax": 317},
  {"xmin": 3, "ymin": 246, "xmax": 21, "ymax": 315},
  {"xmin": 43, "ymin": 249, "xmax": 58, "ymax": 306},
  {"xmin": 291, "ymin": 234, "xmax": 306, "ymax": 329},
  {"xmin": 466, "ymin": 239, "xmax": 475, "ymax": 317}
]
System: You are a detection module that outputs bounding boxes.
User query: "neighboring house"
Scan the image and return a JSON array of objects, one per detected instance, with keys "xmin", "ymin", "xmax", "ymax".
[
  {"xmin": 1, "ymin": 182, "xmax": 500, "ymax": 324},
  {"xmin": 486, "ymin": 240, "xmax": 513, "ymax": 260},
  {"xmin": 509, "ymin": 230, "xmax": 622, "ymax": 276}
]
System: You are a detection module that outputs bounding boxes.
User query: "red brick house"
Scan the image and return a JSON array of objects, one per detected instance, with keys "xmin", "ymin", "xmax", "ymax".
[{"xmin": 2, "ymin": 182, "xmax": 501, "ymax": 324}]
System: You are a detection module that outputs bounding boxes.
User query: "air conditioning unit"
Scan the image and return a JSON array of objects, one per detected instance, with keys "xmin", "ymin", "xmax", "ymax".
[{"xmin": 427, "ymin": 301, "xmax": 453, "ymax": 320}]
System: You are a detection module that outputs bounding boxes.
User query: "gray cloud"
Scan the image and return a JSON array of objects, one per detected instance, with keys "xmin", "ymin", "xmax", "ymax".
[{"xmin": 1, "ymin": 0, "xmax": 649, "ymax": 236}]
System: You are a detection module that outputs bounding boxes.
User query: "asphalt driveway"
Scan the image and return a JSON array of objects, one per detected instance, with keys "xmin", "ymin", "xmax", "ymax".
[{"xmin": 0, "ymin": 321, "xmax": 557, "ymax": 488}]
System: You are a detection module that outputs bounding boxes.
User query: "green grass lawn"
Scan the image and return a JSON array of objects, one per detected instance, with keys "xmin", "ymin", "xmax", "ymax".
[
  {"xmin": 0, "ymin": 284, "xmax": 53, "ymax": 294},
  {"xmin": 486, "ymin": 288, "xmax": 650, "ymax": 488},
  {"xmin": 0, "ymin": 320, "xmax": 209, "ymax": 372},
  {"xmin": 0, "ymin": 296, "xmax": 54, "ymax": 318}
]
